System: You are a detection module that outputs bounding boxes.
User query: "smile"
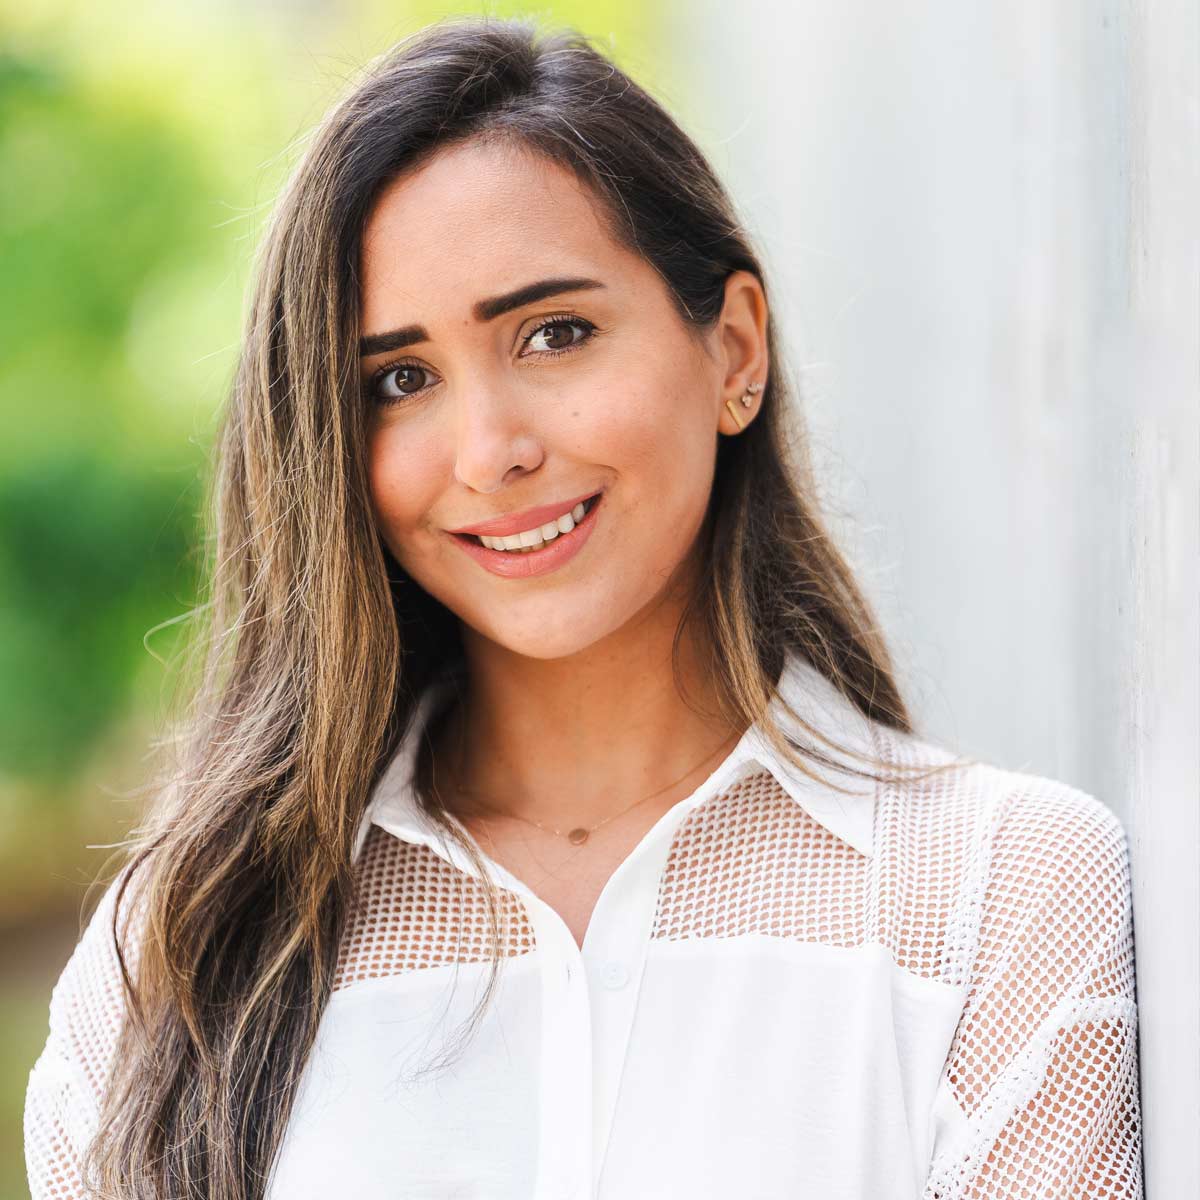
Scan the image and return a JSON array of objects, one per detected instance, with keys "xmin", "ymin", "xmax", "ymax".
[
  {"xmin": 449, "ymin": 492, "xmax": 604, "ymax": 579},
  {"xmin": 470, "ymin": 494, "xmax": 600, "ymax": 551}
]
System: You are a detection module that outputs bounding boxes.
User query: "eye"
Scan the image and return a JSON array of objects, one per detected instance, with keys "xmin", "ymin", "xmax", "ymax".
[
  {"xmin": 522, "ymin": 314, "xmax": 596, "ymax": 355},
  {"xmin": 370, "ymin": 361, "xmax": 438, "ymax": 405}
]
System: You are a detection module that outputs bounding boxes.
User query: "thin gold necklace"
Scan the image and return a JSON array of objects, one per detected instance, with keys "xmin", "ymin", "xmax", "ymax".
[{"xmin": 444, "ymin": 718, "xmax": 742, "ymax": 846}]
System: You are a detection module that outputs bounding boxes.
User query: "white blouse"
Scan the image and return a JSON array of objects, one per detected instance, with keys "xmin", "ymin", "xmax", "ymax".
[{"xmin": 25, "ymin": 650, "xmax": 1144, "ymax": 1199}]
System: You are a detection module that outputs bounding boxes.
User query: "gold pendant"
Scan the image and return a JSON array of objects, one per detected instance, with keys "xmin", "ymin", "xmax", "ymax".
[{"xmin": 567, "ymin": 827, "xmax": 590, "ymax": 845}]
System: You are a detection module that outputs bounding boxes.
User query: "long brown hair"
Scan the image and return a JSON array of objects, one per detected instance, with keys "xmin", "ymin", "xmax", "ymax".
[{"xmin": 84, "ymin": 15, "xmax": 968, "ymax": 1197}]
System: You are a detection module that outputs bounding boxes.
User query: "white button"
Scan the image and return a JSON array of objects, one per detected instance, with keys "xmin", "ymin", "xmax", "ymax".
[{"xmin": 601, "ymin": 961, "xmax": 629, "ymax": 989}]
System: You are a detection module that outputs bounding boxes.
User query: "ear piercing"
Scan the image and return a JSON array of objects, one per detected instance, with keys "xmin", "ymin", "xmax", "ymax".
[{"xmin": 724, "ymin": 380, "xmax": 763, "ymax": 431}]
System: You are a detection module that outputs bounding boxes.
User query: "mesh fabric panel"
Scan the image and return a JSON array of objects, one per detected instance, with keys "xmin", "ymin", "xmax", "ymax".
[{"xmin": 24, "ymin": 727, "xmax": 1142, "ymax": 1198}]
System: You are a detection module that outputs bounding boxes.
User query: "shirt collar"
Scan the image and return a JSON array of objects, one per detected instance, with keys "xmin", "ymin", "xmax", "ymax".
[
  {"xmin": 357, "ymin": 648, "xmax": 879, "ymax": 864},
  {"xmin": 741, "ymin": 651, "xmax": 879, "ymax": 858}
]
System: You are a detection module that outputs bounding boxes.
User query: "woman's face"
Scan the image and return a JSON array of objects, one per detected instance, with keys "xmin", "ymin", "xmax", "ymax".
[{"xmin": 359, "ymin": 136, "xmax": 762, "ymax": 661}]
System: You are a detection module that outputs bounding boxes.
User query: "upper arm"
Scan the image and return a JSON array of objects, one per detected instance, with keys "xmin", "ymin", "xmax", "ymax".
[
  {"xmin": 924, "ymin": 780, "xmax": 1143, "ymax": 1199},
  {"xmin": 24, "ymin": 867, "xmax": 143, "ymax": 1200}
]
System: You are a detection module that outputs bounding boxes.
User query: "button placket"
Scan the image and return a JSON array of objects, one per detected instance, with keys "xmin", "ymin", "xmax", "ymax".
[
  {"xmin": 583, "ymin": 750, "xmax": 758, "ymax": 1197},
  {"xmin": 582, "ymin": 811, "xmax": 714, "ymax": 1195},
  {"xmin": 600, "ymin": 962, "xmax": 629, "ymax": 990},
  {"xmin": 522, "ymin": 899, "xmax": 592, "ymax": 1200}
]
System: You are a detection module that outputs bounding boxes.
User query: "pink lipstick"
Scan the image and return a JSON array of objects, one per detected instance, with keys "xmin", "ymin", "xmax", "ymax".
[{"xmin": 448, "ymin": 491, "xmax": 603, "ymax": 579}]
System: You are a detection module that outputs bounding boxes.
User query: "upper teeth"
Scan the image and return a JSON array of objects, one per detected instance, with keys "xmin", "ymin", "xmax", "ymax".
[{"xmin": 479, "ymin": 501, "xmax": 589, "ymax": 551}]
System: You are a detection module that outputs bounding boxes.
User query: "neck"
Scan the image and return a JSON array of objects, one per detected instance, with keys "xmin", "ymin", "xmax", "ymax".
[{"xmin": 431, "ymin": 606, "xmax": 744, "ymax": 832}]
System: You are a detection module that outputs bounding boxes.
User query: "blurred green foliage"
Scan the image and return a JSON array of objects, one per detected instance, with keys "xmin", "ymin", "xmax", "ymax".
[
  {"xmin": 0, "ymin": 450, "xmax": 199, "ymax": 778},
  {"xmin": 0, "ymin": 53, "xmax": 208, "ymax": 781}
]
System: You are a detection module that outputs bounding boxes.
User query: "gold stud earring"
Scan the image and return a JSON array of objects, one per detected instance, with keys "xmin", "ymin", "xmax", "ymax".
[{"xmin": 725, "ymin": 381, "xmax": 761, "ymax": 432}]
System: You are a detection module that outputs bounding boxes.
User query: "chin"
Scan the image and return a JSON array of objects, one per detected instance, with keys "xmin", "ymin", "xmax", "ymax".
[
  {"xmin": 470, "ymin": 621, "xmax": 607, "ymax": 663},
  {"xmin": 459, "ymin": 596, "xmax": 632, "ymax": 662}
]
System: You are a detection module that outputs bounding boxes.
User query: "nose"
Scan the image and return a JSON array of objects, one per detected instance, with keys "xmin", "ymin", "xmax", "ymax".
[{"xmin": 452, "ymin": 377, "xmax": 544, "ymax": 493}]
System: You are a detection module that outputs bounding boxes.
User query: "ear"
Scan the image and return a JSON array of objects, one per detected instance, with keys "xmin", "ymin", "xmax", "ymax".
[{"xmin": 714, "ymin": 270, "xmax": 770, "ymax": 437}]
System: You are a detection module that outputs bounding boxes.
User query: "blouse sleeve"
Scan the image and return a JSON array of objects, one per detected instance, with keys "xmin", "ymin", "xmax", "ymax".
[
  {"xmin": 24, "ymin": 866, "xmax": 142, "ymax": 1199},
  {"xmin": 923, "ymin": 781, "xmax": 1143, "ymax": 1199}
]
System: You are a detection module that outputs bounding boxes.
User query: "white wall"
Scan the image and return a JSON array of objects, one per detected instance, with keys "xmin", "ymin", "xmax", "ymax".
[{"xmin": 677, "ymin": 2, "xmax": 1197, "ymax": 1193}]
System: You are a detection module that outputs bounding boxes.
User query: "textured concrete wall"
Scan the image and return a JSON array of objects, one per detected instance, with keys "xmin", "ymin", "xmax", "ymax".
[{"xmin": 677, "ymin": 2, "xmax": 1197, "ymax": 1191}]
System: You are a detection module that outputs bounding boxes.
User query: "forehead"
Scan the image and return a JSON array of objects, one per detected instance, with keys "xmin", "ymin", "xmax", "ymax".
[{"xmin": 359, "ymin": 138, "xmax": 628, "ymax": 307}]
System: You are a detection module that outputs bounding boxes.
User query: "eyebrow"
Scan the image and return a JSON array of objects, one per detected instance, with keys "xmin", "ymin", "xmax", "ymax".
[{"xmin": 358, "ymin": 276, "xmax": 607, "ymax": 358}]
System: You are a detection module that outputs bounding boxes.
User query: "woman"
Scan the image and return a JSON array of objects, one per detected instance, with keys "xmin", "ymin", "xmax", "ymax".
[{"xmin": 24, "ymin": 16, "xmax": 1142, "ymax": 1199}]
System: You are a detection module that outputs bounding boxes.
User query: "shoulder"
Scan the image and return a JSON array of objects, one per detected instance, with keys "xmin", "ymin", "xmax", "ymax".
[
  {"xmin": 981, "ymin": 765, "xmax": 1134, "ymax": 953},
  {"xmin": 876, "ymin": 724, "xmax": 1130, "ymax": 872},
  {"xmin": 25, "ymin": 862, "xmax": 150, "ymax": 1193},
  {"xmin": 35, "ymin": 860, "xmax": 149, "ymax": 1108},
  {"xmin": 987, "ymin": 765, "xmax": 1131, "ymax": 868},
  {"xmin": 872, "ymin": 728, "xmax": 1134, "ymax": 957}
]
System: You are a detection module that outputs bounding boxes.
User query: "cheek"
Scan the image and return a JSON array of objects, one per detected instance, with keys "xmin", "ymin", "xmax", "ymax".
[
  {"xmin": 366, "ymin": 422, "xmax": 444, "ymax": 557},
  {"xmin": 598, "ymin": 370, "xmax": 716, "ymax": 516}
]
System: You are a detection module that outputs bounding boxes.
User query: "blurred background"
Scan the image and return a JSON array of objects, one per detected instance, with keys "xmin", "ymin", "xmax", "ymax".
[{"xmin": 1, "ymin": 1, "xmax": 1195, "ymax": 1196}]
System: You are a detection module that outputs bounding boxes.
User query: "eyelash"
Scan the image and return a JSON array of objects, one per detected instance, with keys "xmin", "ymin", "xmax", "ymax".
[{"xmin": 365, "ymin": 312, "xmax": 600, "ymax": 407}]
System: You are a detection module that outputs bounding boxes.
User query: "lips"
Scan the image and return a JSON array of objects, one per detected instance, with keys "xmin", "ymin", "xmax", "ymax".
[
  {"xmin": 449, "ymin": 488, "xmax": 603, "ymax": 578},
  {"xmin": 456, "ymin": 494, "xmax": 599, "ymax": 547},
  {"xmin": 448, "ymin": 489, "xmax": 603, "ymax": 539}
]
